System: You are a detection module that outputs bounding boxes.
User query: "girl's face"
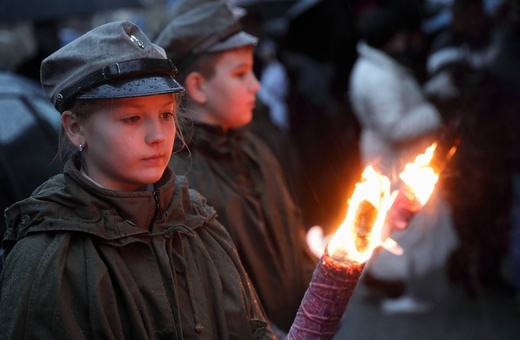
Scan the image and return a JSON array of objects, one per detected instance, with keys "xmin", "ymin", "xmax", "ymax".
[
  {"xmin": 80, "ymin": 94, "xmax": 177, "ymax": 191},
  {"xmin": 200, "ymin": 47, "xmax": 260, "ymax": 130}
]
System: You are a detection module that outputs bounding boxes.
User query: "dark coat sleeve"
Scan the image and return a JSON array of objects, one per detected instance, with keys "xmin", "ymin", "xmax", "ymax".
[{"xmin": 0, "ymin": 233, "xmax": 123, "ymax": 339}]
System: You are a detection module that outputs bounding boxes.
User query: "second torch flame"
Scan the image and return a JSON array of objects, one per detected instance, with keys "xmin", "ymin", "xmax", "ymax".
[
  {"xmin": 399, "ymin": 143, "xmax": 439, "ymax": 205},
  {"xmin": 327, "ymin": 143, "xmax": 440, "ymax": 265}
]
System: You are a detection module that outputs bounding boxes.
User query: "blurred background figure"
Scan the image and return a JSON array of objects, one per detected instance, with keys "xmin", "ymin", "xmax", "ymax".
[
  {"xmin": 0, "ymin": 0, "xmax": 149, "ymax": 274},
  {"xmin": 280, "ymin": 0, "xmax": 362, "ymax": 235},
  {"xmin": 490, "ymin": 0, "xmax": 520, "ymax": 303},
  {"xmin": 348, "ymin": 6, "xmax": 458, "ymax": 315},
  {"xmin": 239, "ymin": 13, "xmax": 306, "ymax": 200},
  {"xmin": 256, "ymin": 37, "xmax": 290, "ymax": 132},
  {"xmin": 0, "ymin": 23, "xmax": 61, "ymax": 271},
  {"xmin": 231, "ymin": 0, "xmax": 362, "ymax": 235},
  {"xmin": 424, "ymin": 0, "xmax": 516, "ymax": 298}
]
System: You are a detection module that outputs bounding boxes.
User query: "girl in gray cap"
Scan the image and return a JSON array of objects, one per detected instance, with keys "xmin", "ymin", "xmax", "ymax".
[
  {"xmin": 0, "ymin": 20, "xmax": 277, "ymax": 339},
  {"xmin": 0, "ymin": 19, "xmax": 366, "ymax": 340}
]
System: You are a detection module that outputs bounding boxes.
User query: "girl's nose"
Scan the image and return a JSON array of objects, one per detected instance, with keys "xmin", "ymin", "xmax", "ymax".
[{"xmin": 145, "ymin": 119, "xmax": 167, "ymax": 144}]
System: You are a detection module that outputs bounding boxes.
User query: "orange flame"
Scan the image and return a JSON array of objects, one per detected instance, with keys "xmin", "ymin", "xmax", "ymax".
[
  {"xmin": 326, "ymin": 143, "xmax": 441, "ymax": 265},
  {"xmin": 327, "ymin": 166, "xmax": 393, "ymax": 264},
  {"xmin": 399, "ymin": 143, "xmax": 439, "ymax": 205}
]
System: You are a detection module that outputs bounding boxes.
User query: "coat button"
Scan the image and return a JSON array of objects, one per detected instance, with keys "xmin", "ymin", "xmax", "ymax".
[
  {"xmin": 164, "ymin": 227, "xmax": 175, "ymax": 239},
  {"xmin": 194, "ymin": 323, "xmax": 204, "ymax": 333},
  {"xmin": 20, "ymin": 214, "xmax": 30, "ymax": 225}
]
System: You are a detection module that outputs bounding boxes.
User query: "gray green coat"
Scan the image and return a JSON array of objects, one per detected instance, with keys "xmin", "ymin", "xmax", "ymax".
[
  {"xmin": 170, "ymin": 123, "xmax": 317, "ymax": 332},
  {"xmin": 0, "ymin": 156, "xmax": 275, "ymax": 339}
]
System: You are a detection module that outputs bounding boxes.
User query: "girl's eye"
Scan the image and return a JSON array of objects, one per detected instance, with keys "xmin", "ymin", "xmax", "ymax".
[
  {"xmin": 161, "ymin": 112, "xmax": 175, "ymax": 120},
  {"xmin": 121, "ymin": 116, "xmax": 140, "ymax": 123}
]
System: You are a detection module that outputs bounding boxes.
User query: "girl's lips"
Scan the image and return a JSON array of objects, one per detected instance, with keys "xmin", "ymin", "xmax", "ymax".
[
  {"xmin": 144, "ymin": 154, "xmax": 164, "ymax": 160},
  {"xmin": 143, "ymin": 154, "xmax": 166, "ymax": 165}
]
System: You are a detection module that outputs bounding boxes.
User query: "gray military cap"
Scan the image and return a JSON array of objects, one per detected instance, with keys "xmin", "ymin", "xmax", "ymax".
[
  {"xmin": 41, "ymin": 21, "xmax": 185, "ymax": 113},
  {"xmin": 154, "ymin": 0, "xmax": 257, "ymax": 71}
]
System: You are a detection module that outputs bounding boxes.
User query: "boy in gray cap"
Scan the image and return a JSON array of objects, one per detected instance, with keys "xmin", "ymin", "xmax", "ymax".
[
  {"xmin": 155, "ymin": 0, "xmax": 317, "ymax": 334},
  {"xmin": 0, "ymin": 20, "xmax": 277, "ymax": 339}
]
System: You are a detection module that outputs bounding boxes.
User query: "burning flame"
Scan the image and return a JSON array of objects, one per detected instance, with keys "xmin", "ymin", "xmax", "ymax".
[
  {"xmin": 326, "ymin": 143, "xmax": 441, "ymax": 265},
  {"xmin": 399, "ymin": 143, "xmax": 439, "ymax": 205},
  {"xmin": 327, "ymin": 166, "xmax": 393, "ymax": 264}
]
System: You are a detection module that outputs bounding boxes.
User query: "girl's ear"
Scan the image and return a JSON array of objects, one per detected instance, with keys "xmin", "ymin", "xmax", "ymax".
[
  {"xmin": 184, "ymin": 72, "xmax": 207, "ymax": 105},
  {"xmin": 61, "ymin": 110, "xmax": 85, "ymax": 148}
]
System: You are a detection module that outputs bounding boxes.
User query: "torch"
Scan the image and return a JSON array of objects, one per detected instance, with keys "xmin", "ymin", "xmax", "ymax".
[
  {"xmin": 287, "ymin": 166, "xmax": 394, "ymax": 339},
  {"xmin": 383, "ymin": 136, "xmax": 459, "ymax": 239},
  {"xmin": 287, "ymin": 142, "xmax": 456, "ymax": 339},
  {"xmin": 382, "ymin": 143, "xmax": 439, "ymax": 237}
]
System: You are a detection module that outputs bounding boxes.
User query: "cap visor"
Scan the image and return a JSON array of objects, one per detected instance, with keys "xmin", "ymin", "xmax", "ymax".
[
  {"xmin": 206, "ymin": 31, "xmax": 258, "ymax": 53},
  {"xmin": 77, "ymin": 74, "xmax": 185, "ymax": 99}
]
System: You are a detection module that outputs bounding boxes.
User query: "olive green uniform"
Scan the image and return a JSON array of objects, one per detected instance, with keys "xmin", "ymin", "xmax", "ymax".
[{"xmin": 0, "ymin": 156, "xmax": 275, "ymax": 339}]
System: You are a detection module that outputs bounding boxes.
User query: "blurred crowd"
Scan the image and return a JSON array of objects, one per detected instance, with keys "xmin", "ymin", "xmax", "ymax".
[{"xmin": 1, "ymin": 0, "xmax": 519, "ymax": 311}]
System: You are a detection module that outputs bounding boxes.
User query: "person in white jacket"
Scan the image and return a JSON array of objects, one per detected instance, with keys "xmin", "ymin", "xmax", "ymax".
[{"xmin": 349, "ymin": 7, "xmax": 458, "ymax": 315}]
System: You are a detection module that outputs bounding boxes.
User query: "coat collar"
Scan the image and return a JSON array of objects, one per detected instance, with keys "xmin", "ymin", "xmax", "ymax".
[
  {"xmin": 3, "ymin": 156, "xmax": 210, "ymax": 244},
  {"xmin": 183, "ymin": 122, "xmax": 250, "ymax": 156}
]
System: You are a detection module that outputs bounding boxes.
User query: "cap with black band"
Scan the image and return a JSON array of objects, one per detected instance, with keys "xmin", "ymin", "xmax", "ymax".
[
  {"xmin": 154, "ymin": 0, "xmax": 257, "ymax": 72},
  {"xmin": 41, "ymin": 21, "xmax": 185, "ymax": 113}
]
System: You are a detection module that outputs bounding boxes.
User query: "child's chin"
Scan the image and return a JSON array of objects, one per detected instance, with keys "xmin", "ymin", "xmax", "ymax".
[{"xmin": 139, "ymin": 171, "xmax": 166, "ymax": 185}]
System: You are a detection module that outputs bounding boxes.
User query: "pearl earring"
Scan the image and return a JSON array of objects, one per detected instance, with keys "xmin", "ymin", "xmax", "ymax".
[{"xmin": 78, "ymin": 144, "xmax": 83, "ymax": 152}]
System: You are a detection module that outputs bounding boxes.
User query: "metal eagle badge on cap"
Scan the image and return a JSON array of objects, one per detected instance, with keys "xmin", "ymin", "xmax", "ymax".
[{"xmin": 130, "ymin": 35, "xmax": 145, "ymax": 49}]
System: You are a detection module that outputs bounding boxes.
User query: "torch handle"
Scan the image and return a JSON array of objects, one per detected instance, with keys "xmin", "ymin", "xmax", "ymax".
[{"xmin": 286, "ymin": 252, "xmax": 364, "ymax": 340}]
